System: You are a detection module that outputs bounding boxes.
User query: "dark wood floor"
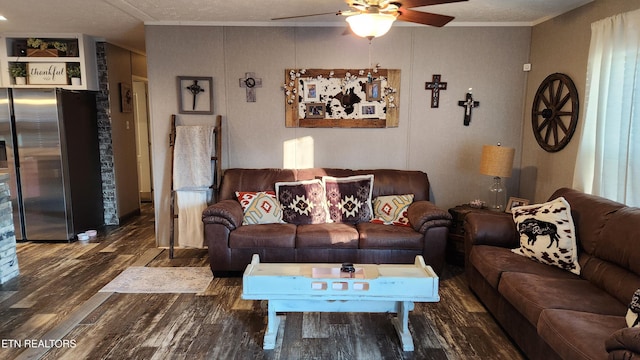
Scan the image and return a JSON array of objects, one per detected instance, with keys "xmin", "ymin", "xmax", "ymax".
[{"xmin": 0, "ymin": 204, "xmax": 525, "ymax": 360}]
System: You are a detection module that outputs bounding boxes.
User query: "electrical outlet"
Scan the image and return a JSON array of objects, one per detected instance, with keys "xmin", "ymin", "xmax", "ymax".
[{"xmin": 523, "ymin": 63, "xmax": 532, "ymax": 71}]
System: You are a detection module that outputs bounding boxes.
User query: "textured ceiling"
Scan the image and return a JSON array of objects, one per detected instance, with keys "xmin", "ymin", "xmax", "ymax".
[{"xmin": 0, "ymin": 0, "xmax": 594, "ymax": 54}]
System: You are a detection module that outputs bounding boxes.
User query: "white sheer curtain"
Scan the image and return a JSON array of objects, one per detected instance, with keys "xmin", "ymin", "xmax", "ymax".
[{"xmin": 573, "ymin": 8, "xmax": 640, "ymax": 207}]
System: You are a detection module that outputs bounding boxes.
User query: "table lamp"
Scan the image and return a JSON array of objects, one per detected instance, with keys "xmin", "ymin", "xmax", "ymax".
[{"xmin": 479, "ymin": 143, "xmax": 515, "ymax": 211}]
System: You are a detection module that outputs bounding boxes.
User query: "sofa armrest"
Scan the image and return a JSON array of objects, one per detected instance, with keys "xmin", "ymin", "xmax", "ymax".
[
  {"xmin": 202, "ymin": 199, "xmax": 243, "ymax": 231},
  {"xmin": 464, "ymin": 212, "xmax": 519, "ymax": 248},
  {"xmin": 606, "ymin": 327, "xmax": 640, "ymax": 359},
  {"xmin": 407, "ymin": 200, "xmax": 452, "ymax": 234}
]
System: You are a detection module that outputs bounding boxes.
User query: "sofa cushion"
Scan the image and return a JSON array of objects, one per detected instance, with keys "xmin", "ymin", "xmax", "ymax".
[
  {"xmin": 579, "ymin": 254, "xmax": 640, "ymax": 315},
  {"xmin": 275, "ymin": 179, "xmax": 330, "ymax": 225},
  {"xmin": 512, "ymin": 197, "xmax": 581, "ymax": 275},
  {"xmin": 322, "ymin": 174, "xmax": 374, "ymax": 224},
  {"xmin": 595, "ymin": 207, "xmax": 640, "ymax": 275},
  {"xmin": 219, "ymin": 168, "xmax": 296, "ymax": 201},
  {"xmin": 357, "ymin": 222, "xmax": 423, "ymax": 250},
  {"xmin": 229, "ymin": 223, "xmax": 296, "ymax": 248},
  {"xmin": 538, "ymin": 309, "xmax": 625, "ymax": 360},
  {"xmin": 605, "ymin": 327, "xmax": 640, "ymax": 356},
  {"xmin": 295, "ymin": 168, "xmax": 430, "ymax": 201},
  {"xmin": 370, "ymin": 194, "xmax": 414, "ymax": 226},
  {"xmin": 498, "ymin": 272, "xmax": 627, "ymax": 327},
  {"xmin": 235, "ymin": 191, "xmax": 284, "ymax": 225},
  {"xmin": 295, "ymin": 223, "xmax": 359, "ymax": 248},
  {"xmin": 469, "ymin": 245, "xmax": 577, "ymax": 289},
  {"xmin": 549, "ymin": 188, "xmax": 626, "ymax": 256}
]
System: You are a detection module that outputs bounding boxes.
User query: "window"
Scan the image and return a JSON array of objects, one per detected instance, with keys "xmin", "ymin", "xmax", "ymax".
[{"xmin": 573, "ymin": 9, "xmax": 640, "ymax": 207}]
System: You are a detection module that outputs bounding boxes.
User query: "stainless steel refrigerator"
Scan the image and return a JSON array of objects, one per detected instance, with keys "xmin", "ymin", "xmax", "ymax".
[{"xmin": 0, "ymin": 88, "xmax": 103, "ymax": 241}]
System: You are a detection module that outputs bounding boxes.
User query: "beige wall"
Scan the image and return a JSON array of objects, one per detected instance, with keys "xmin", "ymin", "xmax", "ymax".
[
  {"xmin": 521, "ymin": 0, "xmax": 640, "ymax": 203},
  {"xmin": 131, "ymin": 52, "xmax": 147, "ymax": 79},
  {"xmin": 106, "ymin": 43, "xmax": 140, "ymax": 219},
  {"xmin": 146, "ymin": 25, "xmax": 531, "ymax": 247}
]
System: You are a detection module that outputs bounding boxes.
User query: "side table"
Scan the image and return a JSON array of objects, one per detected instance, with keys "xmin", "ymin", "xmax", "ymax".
[{"xmin": 447, "ymin": 205, "xmax": 511, "ymax": 266}]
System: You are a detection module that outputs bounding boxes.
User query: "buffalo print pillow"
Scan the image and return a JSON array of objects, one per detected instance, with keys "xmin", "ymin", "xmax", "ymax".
[
  {"xmin": 627, "ymin": 289, "xmax": 640, "ymax": 328},
  {"xmin": 511, "ymin": 197, "xmax": 581, "ymax": 275}
]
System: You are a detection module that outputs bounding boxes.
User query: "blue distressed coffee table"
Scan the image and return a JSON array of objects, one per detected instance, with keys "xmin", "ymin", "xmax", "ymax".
[{"xmin": 242, "ymin": 254, "xmax": 440, "ymax": 351}]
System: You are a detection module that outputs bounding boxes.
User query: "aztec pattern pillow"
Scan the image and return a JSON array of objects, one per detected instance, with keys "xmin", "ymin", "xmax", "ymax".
[
  {"xmin": 322, "ymin": 175, "xmax": 374, "ymax": 224},
  {"xmin": 235, "ymin": 191, "xmax": 284, "ymax": 225},
  {"xmin": 511, "ymin": 197, "xmax": 581, "ymax": 275},
  {"xmin": 275, "ymin": 179, "xmax": 330, "ymax": 225},
  {"xmin": 370, "ymin": 194, "xmax": 414, "ymax": 227},
  {"xmin": 627, "ymin": 289, "xmax": 640, "ymax": 328}
]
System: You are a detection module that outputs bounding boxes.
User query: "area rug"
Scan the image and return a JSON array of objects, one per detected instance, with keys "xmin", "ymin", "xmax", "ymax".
[{"xmin": 99, "ymin": 266, "xmax": 213, "ymax": 294}]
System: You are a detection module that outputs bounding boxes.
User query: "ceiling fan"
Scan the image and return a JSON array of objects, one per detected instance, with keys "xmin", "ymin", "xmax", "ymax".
[{"xmin": 272, "ymin": 0, "xmax": 468, "ymax": 38}]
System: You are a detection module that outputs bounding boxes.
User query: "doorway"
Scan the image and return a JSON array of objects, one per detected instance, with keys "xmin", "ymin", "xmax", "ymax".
[{"xmin": 133, "ymin": 80, "xmax": 153, "ymax": 203}]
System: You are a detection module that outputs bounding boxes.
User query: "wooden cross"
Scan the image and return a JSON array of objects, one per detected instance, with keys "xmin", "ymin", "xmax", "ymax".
[
  {"xmin": 425, "ymin": 74, "xmax": 447, "ymax": 108},
  {"xmin": 239, "ymin": 72, "xmax": 262, "ymax": 102},
  {"xmin": 458, "ymin": 89, "xmax": 479, "ymax": 126}
]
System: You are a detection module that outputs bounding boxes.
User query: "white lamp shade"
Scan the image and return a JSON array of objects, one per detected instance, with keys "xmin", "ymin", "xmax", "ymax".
[
  {"xmin": 346, "ymin": 13, "xmax": 396, "ymax": 38},
  {"xmin": 479, "ymin": 145, "xmax": 515, "ymax": 178}
]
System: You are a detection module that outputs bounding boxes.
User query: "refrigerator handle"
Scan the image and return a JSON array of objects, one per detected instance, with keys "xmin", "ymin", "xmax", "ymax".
[{"xmin": 7, "ymin": 91, "xmax": 26, "ymax": 239}]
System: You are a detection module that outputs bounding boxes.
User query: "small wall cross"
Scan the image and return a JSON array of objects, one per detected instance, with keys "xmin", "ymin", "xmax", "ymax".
[
  {"xmin": 239, "ymin": 72, "xmax": 262, "ymax": 102},
  {"xmin": 458, "ymin": 89, "xmax": 479, "ymax": 126},
  {"xmin": 425, "ymin": 74, "xmax": 447, "ymax": 108}
]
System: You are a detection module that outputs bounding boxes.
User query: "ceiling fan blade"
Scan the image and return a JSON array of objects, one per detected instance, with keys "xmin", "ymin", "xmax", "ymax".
[
  {"xmin": 397, "ymin": 0, "xmax": 467, "ymax": 9},
  {"xmin": 397, "ymin": 9, "xmax": 454, "ymax": 27},
  {"xmin": 272, "ymin": 11, "xmax": 341, "ymax": 21}
]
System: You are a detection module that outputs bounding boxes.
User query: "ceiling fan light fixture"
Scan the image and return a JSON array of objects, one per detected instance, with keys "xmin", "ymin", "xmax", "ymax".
[{"xmin": 346, "ymin": 13, "xmax": 396, "ymax": 38}]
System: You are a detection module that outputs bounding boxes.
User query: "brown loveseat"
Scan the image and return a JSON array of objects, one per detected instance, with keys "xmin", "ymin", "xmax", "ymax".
[
  {"xmin": 464, "ymin": 188, "xmax": 640, "ymax": 360},
  {"xmin": 202, "ymin": 168, "xmax": 452, "ymax": 274}
]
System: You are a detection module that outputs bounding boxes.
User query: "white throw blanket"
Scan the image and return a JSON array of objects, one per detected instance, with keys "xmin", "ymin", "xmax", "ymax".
[
  {"xmin": 173, "ymin": 125, "xmax": 214, "ymax": 248},
  {"xmin": 173, "ymin": 125, "xmax": 214, "ymax": 189}
]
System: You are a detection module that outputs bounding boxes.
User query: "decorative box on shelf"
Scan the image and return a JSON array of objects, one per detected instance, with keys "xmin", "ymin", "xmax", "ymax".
[{"xmin": 26, "ymin": 48, "xmax": 63, "ymax": 57}]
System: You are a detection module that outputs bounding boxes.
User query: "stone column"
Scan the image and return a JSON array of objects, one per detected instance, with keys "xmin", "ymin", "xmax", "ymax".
[{"xmin": 0, "ymin": 173, "xmax": 19, "ymax": 284}]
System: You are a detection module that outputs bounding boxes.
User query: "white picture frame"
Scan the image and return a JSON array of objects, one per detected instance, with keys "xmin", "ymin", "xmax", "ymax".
[
  {"xmin": 303, "ymin": 80, "xmax": 320, "ymax": 102},
  {"xmin": 360, "ymin": 104, "xmax": 379, "ymax": 118}
]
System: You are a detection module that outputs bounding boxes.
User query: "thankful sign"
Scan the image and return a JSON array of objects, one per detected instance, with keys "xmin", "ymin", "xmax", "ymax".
[{"xmin": 28, "ymin": 63, "xmax": 67, "ymax": 85}]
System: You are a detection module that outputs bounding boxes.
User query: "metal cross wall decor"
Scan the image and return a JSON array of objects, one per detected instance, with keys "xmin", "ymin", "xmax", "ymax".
[
  {"xmin": 458, "ymin": 89, "xmax": 479, "ymax": 126},
  {"xmin": 186, "ymin": 80, "xmax": 205, "ymax": 111},
  {"xmin": 425, "ymin": 74, "xmax": 448, "ymax": 108},
  {"xmin": 239, "ymin": 72, "xmax": 263, "ymax": 102}
]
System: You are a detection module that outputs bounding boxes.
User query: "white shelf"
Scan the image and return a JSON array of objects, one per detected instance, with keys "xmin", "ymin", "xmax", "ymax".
[
  {"xmin": 10, "ymin": 84, "xmax": 85, "ymax": 90},
  {"xmin": 6, "ymin": 56, "xmax": 81, "ymax": 62},
  {"xmin": 0, "ymin": 33, "xmax": 98, "ymax": 91}
]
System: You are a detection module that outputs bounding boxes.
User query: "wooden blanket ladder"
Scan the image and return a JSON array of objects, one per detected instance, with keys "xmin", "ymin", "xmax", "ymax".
[{"xmin": 169, "ymin": 114, "xmax": 222, "ymax": 259}]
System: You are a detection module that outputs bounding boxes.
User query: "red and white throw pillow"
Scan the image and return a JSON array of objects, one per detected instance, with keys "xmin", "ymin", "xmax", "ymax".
[
  {"xmin": 235, "ymin": 191, "xmax": 284, "ymax": 225},
  {"xmin": 370, "ymin": 194, "xmax": 414, "ymax": 227}
]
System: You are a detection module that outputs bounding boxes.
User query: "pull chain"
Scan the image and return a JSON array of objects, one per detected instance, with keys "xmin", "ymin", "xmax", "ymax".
[{"xmin": 367, "ymin": 39, "xmax": 373, "ymax": 83}]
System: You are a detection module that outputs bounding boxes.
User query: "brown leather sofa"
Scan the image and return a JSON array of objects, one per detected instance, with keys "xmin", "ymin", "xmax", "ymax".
[
  {"xmin": 202, "ymin": 168, "xmax": 452, "ymax": 274},
  {"xmin": 464, "ymin": 188, "xmax": 640, "ymax": 360}
]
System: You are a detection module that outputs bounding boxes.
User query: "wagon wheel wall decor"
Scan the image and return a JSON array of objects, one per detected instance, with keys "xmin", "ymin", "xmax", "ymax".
[{"xmin": 531, "ymin": 73, "xmax": 579, "ymax": 152}]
